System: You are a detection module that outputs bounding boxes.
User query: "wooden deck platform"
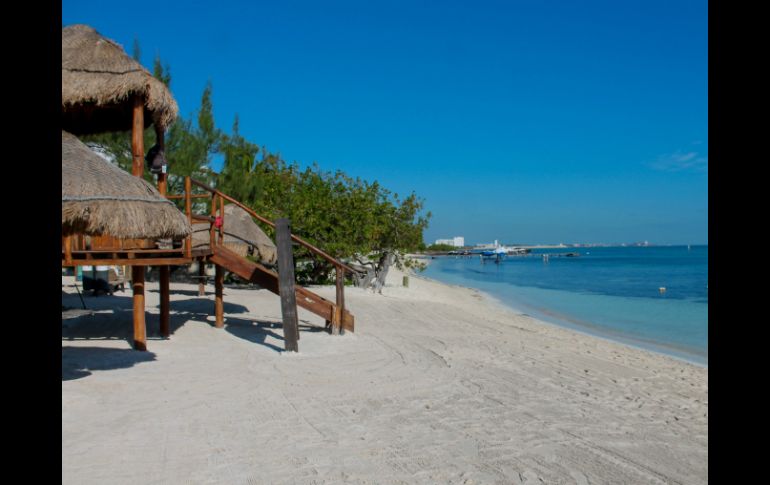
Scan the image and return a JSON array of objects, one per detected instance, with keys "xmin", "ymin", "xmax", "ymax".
[{"xmin": 62, "ymin": 248, "xmax": 213, "ymax": 267}]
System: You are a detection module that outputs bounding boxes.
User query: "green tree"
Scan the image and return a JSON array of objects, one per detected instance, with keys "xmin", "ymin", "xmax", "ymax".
[
  {"xmin": 163, "ymin": 81, "xmax": 222, "ymax": 200},
  {"xmin": 230, "ymin": 153, "xmax": 431, "ymax": 284},
  {"xmin": 153, "ymin": 52, "xmax": 171, "ymax": 87},
  {"xmin": 217, "ymin": 115, "xmax": 261, "ymax": 205},
  {"xmin": 132, "ymin": 37, "xmax": 141, "ymax": 63}
]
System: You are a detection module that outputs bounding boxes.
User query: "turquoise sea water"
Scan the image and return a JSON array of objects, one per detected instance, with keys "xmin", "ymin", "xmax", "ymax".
[{"xmin": 421, "ymin": 245, "xmax": 708, "ymax": 366}]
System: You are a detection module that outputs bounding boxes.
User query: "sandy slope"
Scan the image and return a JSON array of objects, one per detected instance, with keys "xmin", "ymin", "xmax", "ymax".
[{"xmin": 62, "ymin": 268, "xmax": 707, "ymax": 484}]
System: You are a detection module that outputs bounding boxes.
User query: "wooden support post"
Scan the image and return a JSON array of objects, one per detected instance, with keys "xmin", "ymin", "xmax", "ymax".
[
  {"xmin": 333, "ymin": 305, "xmax": 343, "ymax": 335},
  {"xmin": 275, "ymin": 218, "xmax": 299, "ymax": 352},
  {"xmin": 219, "ymin": 195, "xmax": 224, "ymax": 245},
  {"xmin": 215, "ymin": 264, "xmax": 224, "ymax": 328},
  {"xmin": 64, "ymin": 235, "xmax": 73, "ymax": 265},
  {"xmin": 155, "ymin": 127, "xmax": 170, "ymax": 338},
  {"xmin": 210, "ymin": 194, "xmax": 217, "ymax": 251},
  {"xmin": 132, "ymin": 266, "xmax": 147, "ymax": 351},
  {"xmin": 198, "ymin": 258, "xmax": 206, "ymax": 296},
  {"xmin": 130, "ymin": 95, "xmax": 147, "ymax": 350},
  {"xmin": 332, "ymin": 267, "xmax": 344, "ymax": 335},
  {"xmin": 131, "ymin": 95, "xmax": 144, "ymax": 178},
  {"xmin": 185, "ymin": 177, "xmax": 192, "ymax": 258}
]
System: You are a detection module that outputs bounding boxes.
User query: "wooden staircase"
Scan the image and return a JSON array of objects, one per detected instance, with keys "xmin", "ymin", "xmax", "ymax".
[
  {"xmin": 168, "ymin": 177, "xmax": 359, "ymax": 334},
  {"xmin": 209, "ymin": 245, "xmax": 354, "ymax": 332}
]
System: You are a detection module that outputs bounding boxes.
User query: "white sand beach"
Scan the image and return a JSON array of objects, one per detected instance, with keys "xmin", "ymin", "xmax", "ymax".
[{"xmin": 62, "ymin": 267, "xmax": 707, "ymax": 484}]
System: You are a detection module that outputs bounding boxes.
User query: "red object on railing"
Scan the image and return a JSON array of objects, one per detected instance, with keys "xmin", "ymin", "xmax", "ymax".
[{"xmin": 215, "ymin": 216, "xmax": 223, "ymax": 228}]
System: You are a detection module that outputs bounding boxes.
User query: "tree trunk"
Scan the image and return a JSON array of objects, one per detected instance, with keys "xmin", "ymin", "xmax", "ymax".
[
  {"xmin": 361, "ymin": 268, "xmax": 376, "ymax": 289},
  {"xmin": 373, "ymin": 252, "xmax": 394, "ymax": 294}
]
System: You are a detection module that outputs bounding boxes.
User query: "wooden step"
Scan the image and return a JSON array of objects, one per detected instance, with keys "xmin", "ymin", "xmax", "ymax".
[{"xmin": 208, "ymin": 246, "xmax": 354, "ymax": 331}]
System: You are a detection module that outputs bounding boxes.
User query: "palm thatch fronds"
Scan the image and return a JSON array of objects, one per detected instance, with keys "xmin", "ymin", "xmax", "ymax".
[
  {"xmin": 191, "ymin": 205, "xmax": 277, "ymax": 265},
  {"xmin": 62, "ymin": 24, "xmax": 178, "ymax": 135},
  {"xmin": 62, "ymin": 130, "xmax": 191, "ymax": 239},
  {"xmin": 223, "ymin": 204, "xmax": 278, "ymax": 265}
]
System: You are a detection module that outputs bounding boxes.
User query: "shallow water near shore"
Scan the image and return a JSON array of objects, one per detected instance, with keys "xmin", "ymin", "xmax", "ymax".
[{"xmin": 421, "ymin": 245, "xmax": 708, "ymax": 365}]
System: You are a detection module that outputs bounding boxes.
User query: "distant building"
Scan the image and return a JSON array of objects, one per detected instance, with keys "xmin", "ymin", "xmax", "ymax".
[
  {"xmin": 475, "ymin": 239, "xmax": 499, "ymax": 249},
  {"xmin": 435, "ymin": 237, "xmax": 465, "ymax": 247}
]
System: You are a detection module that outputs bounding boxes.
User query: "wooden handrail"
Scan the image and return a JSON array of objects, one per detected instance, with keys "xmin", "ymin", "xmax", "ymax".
[
  {"xmin": 209, "ymin": 192, "xmax": 215, "ymax": 253},
  {"xmin": 165, "ymin": 193, "xmax": 209, "ymax": 200},
  {"xmin": 219, "ymin": 193, "xmax": 224, "ymax": 245},
  {"xmin": 186, "ymin": 178, "xmax": 360, "ymax": 275},
  {"xmin": 180, "ymin": 177, "xmax": 356, "ymax": 334}
]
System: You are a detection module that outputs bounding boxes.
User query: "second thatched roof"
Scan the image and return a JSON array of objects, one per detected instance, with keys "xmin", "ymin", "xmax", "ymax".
[
  {"xmin": 223, "ymin": 204, "xmax": 278, "ymax": 265},
  {"xmin": 190, "ymin": 205, "xmax": 277, "ymax": 265},
  {"xmin": 62, "ymin": 130, "xmax": 191, "ymax": 239},
  {"xmin": 62, "ymin": 24, "xmax": 179, "ymax": 135}
]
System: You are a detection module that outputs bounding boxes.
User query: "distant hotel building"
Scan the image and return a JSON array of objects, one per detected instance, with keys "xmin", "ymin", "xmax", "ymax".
[
  {"xmin": 475, "ymin": 240, "xmax": 499, "ymax": 249},
  {"xmin": 435, "ymin": 236, "xmax": 465, "ymax": 247}
]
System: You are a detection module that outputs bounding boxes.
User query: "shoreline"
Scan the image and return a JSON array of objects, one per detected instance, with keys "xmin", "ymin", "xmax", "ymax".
[
  {"xmin": 408, "ymin": 256, "xmax": 708, "ymax": 368},
  {"xmin": 63, "ymin": 269, "xmax": 707, "ymax": 484}
]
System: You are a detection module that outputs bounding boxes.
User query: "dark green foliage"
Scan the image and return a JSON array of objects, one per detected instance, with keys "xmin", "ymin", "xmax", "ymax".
[
  {"xmin": 132, "ymin": 38, "xmax": 141, "ymax": 63},
  {"xmin": 426, "ymin": 243, "xmax": 456, "ymax": 251},
  {"xmin": 153, "ymin": 53, "xmax": 172, "ymax": 87},
  {"xmin": 239, "ymin": 155, "xmax": 430, "ymax": 283},
  {"xmin": 217, "ymin": 115, "xmax": 262, "ymax": 205}
]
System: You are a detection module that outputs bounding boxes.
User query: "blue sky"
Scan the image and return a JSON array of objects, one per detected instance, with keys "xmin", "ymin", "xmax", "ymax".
[{"xmin": 63, "ymin": 0, "xmax": 708, "ymax": 245}]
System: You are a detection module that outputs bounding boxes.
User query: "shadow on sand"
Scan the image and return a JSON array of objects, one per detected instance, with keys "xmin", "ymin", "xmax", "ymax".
[
  {"xmin": 223, "ymin": 316, "xmax": 326, "ymax": 352},
  {"xmin": 62, "ymin": 346, "xmax": 157, "ymax": 381},
  {"xmin": 62, "ymin": 295, "xmax": 252, "ymax": 342},
  {"xmin": 62, "ymin": 289, "xmax": 328, "ymax": 370}
]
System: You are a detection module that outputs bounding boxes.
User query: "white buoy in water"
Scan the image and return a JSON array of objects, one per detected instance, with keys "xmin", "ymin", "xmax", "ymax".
[{"xmin": 659, "ymin": 287, "xmax": 666, "ymax": 294}]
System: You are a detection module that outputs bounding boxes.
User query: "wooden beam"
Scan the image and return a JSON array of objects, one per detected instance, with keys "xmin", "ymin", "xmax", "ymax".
[
  {"xmin": 192, "ymin": 214, "xmax": 217, "ymax": 223},
  {"xmin": 276, "ymin": 218, "xmax": 299, "ymax": 352},
  {"xmin": 295, "ymin": 286, "xmax": 334, "ymax": 321},
  {"xmin": 63, "ymin": 235, "xmax": 73, "ymax": 265},
  {"xmin": 63, "ymin": 257, "xmax": 192, "ymax": 267},
  {"xmin": 131, "ymin": 95, "xmax": 144, "ymax": 177},
  {"xmin": 165, "ymin": 193, "xmax": 210, "ymax": 200},
  {"xmin": 185, "ymin": 177, "xmax": 192, "ymax": 258},
  {"xmin": 332, "ymin": 305, "xmax": 342, "ymax": 335},
  {"xmin": 69, "ymin": 248, "xmax": 186, "ymax": 255},
  {"xmin": 210, "ymin": 193, "xmax": 216, "ymax": 252},
  {"xmin": 334, "ymin": 267, "xmax": 345, "ymax": 335},
  {"xmin": 208, "ymin": 248, "xmax": 279, "ymax": 293},
  {"xmin": 218, "ymin": 195, "xmax": 224, "ymax": 245},
  {"xmin": 215, "ymin": 265, "xmax": 224, "ymax": 328},
  {"xmin": 207, "ymin": 245, "xmax": 348, "ymax": 328},
  {"xmin": 155, "ymin": 126, "xmax": 171, "ymax": 339},
  {"xmin": 132, "ymin": 266, "xmax": 147, "ymax": 351}
]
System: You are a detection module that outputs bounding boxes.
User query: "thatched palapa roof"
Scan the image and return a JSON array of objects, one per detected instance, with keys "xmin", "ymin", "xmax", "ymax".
[
  {"xmin": 62, "ymin": 24, "xmax": 179, "ymax": 135},
  {"xmin": 223, "ymin": 204, "xmax": 278, "ymax": 264},
  {"xmin": 62, "ymin": 131, "xmax": 191, "ymax": 239},
  {"xmin": 191, "ymin": 205, "xmax": 277, "ymax": 265}
]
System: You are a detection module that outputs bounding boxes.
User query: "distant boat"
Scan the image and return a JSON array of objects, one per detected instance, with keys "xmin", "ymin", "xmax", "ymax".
[{"xmin": 481, "ymin": 247, "xmax": 507, "ymax": 262}]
